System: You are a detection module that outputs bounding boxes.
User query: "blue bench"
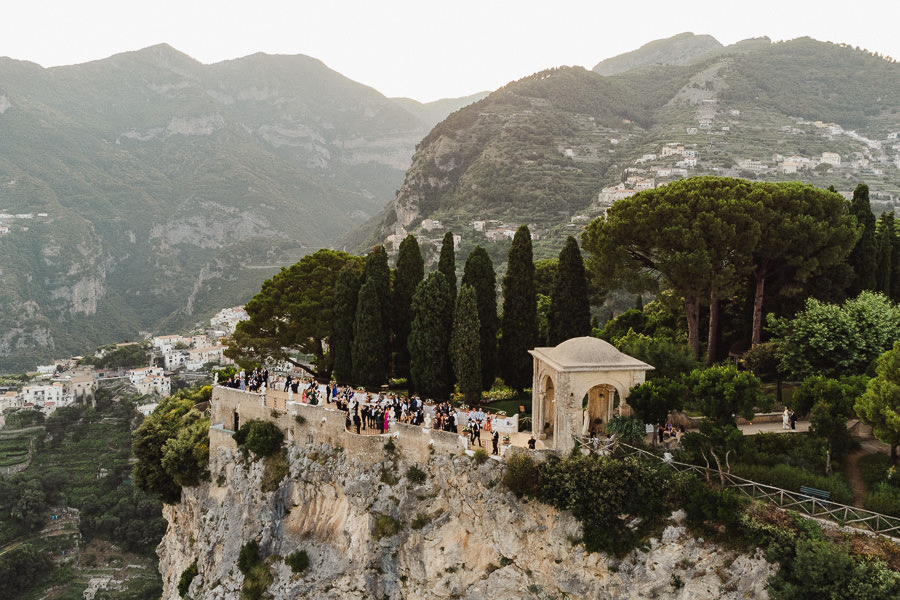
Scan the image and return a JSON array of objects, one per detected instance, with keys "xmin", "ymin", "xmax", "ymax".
[{"xmin": 799, "ymin": 485, "xmax": 830, "ymax": 500}]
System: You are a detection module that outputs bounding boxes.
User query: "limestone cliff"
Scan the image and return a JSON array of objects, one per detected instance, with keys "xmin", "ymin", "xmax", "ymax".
[{"xmin": 159, "ymin": 437, "xmax": 774, "ymax": 599}]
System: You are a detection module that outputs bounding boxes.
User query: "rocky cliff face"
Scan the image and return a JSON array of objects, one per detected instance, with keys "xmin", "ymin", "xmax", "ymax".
[{"xmin": 159, "ymin": 438, "xmax": 774, "ymax": 599}]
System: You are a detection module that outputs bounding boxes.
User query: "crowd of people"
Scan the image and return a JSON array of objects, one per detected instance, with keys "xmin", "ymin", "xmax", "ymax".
[{"xmin": 217, "ymin": 370, "xmax": 520, "ymax": 454}]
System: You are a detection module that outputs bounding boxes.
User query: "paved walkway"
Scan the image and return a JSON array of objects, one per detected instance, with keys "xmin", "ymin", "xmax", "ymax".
[{"xmin": 644, "ymin": 418, "xmax": 811, "ymax": 446}]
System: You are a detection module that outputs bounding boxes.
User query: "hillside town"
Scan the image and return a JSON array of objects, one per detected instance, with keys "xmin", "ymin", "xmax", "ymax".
[
  {"xmin": 594, "ymin": 115, "xmax": 900, "ymax": 214},
  {"xmin": 0, "ymin": 306, "xmax": 245, "ymax": 422}
]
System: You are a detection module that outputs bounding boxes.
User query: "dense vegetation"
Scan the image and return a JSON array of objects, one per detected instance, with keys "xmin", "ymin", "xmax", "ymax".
[
  {"xmin": 132, "ymin": 386, "xmax": 212, "ymax": 504},
  {"xmin": 0, "ymin": 392, "xmax": 167, "ymax": 599},
  {"xmin": 721, "ymin": 38, "xmax": 900, "ymax": 129}
]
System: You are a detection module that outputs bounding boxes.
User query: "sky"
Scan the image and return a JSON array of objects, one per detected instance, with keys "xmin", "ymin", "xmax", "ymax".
[{"xmin": 3, "ymin": 0, "xmax": 898, "ymax": 103}]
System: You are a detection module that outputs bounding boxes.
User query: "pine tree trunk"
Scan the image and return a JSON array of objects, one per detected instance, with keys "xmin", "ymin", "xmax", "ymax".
[
  {"xmin": 825, "ymin": 446, "xmax": 832, "ymax": 476},
  {"xmin": 751, "ymin": 270, "xmax": 767, "ymax": 347},
  {"xmin": 707, "ymin": 290, "xmax": 719, "ymax": 366},
  {"xmin": 684, "ymin": 296, "xmax": 701, "ymax": 361}
]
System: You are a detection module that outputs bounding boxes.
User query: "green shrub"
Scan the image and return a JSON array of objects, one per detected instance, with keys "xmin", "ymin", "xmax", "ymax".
[
  {"xmin": 863, "ymin": 483, "xmax": 900, "ymax": 517},
  {"xmin": 237, "ymin": 541, "xmax": 260, "ymax": 576},
  {"xmin": 411, "ymin": 513, "xmax": 432, "ymax": 530},
  {"xmin": 473, "ymin": 448, "xmax": 489, "ymax": 464},
  {"xmin": 294, "ymin": 414, "xmax": 307, "ymax": 425},
  {"xmin": 236, "ymin": 540, "xmax": 273, "ymax": 600},
  {"xmin": 384, "ymin": 437, "xmax": 397, "ymax": 454},
  {"xmin": 261, "ymin": 450, "xmax": 289, "ymax": 493},
  {"xmin": 534, "ymin": 453, "xmax": 669, "ymax": 555},
  {"xmin": 233, "ymin": 421, "xmax": 284, "ymax": 458},
  {"xmin": 858, "ymin": 453, "xmax": 894, "ymax": 489},
  {"xmin": 684, "ymin": 482, "xmax": 746, "ymax": 531},
  {"xmin": 285, "ymin": 550, "xmax": 309, "ymax": 574},
  {"xmin": 406, "ymin": 465, "xmax": 427, "ymax": 485},
  {"xmin": 730, "ymin": 463, "xmax": 854, "ymax": 505},
  {"xmin": 768, "ymin": 538, "xmax": 900, "ymax": 599},
  {"xmin": 738, "ymin": 433, "xmax": 828, "ymax": 473},
  {"xmin": 502, "ymin": 452, "xmax": 539, "ymax": 498},
  {"xmin": 372, "ymin": 515, "xmax": 402, "ymax": 541},
  {"xmin": 178, "ymin": 561, "xmax": 198, "ymax": 598},
  {"xmin": 482, "ymin": 383, "xmax": 520, "ymax": 402},
  {"xmin": 240, "ymin": 562, "xmax": 274, "ymax": 600}
]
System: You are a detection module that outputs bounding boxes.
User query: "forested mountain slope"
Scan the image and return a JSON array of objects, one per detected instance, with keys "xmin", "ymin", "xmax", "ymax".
[{"xmin": 368, "ymin": 38, "xmax": 900, "ymax": 257}]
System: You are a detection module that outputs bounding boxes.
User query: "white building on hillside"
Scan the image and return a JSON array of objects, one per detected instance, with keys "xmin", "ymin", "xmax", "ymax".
[
  {"xmin": 821, "ymin": 152, "xmax": 842, "ymax": 166},
  {"xmin": 19, "ymin": 383, "xmax": 72, "ymax": 415},
  {"xmin": 129, "ymin": 366, "xmax": 171, "ymax": 397},
  {"xmin": 210, "ymin": 307, "xmax": 248, "ymax": 336}
]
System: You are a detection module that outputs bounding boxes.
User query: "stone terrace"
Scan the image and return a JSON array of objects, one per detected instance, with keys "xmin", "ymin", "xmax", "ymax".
[{"xmin": 209, "ymin": 386, "xmax": 469, "ymax": 463}]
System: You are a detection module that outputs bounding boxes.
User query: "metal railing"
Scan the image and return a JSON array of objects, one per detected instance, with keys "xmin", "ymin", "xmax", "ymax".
[{"xmin": 579, "ymin": 436, "xmax": 900, "ymax": 540}]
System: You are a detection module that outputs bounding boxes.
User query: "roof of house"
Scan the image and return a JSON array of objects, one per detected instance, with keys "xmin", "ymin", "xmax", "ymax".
[{"xmin": 530, "ymin": 337, "xmax": 653, "ymax": 372}]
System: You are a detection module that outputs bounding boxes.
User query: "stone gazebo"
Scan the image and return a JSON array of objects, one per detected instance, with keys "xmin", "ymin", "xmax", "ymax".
[{"xmin": 529, "ymin": 337, "xmax": 653, "ymax": 453}]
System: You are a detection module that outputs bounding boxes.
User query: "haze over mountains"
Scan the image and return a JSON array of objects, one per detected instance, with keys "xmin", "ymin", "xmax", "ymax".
[
  {"xmin": 0, "ymin": 45, "xmax": 482, "ymax": 370},
  {"xmin": 1, "ymin": 34, "xmax": 899, "ymax": 371}
]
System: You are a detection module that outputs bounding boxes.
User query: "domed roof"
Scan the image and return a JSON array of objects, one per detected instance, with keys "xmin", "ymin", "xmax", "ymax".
[{"xmin": 530, "ymin": 336, "xmax": 653, "ymax": 371}]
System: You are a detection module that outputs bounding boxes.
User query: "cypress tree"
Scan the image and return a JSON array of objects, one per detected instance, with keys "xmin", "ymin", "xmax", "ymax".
[
  {"xmin": 499, "ymin": 225, "xmax": 538, "ymax": 392},
  {"xmin": 462, "ymin": 246, "xmax": 499, "ymax": 391},
  {"xmin": 352, "ymin": 247, "xmax": 391, "ymax": 387},
  {"xmin": 875, "ymin": 212, "xmax": 894, "ymax": 295},
  {"xmin": 549, "ymin": 236, "xmax": 592, "ymax": 345},
  {"xmin": 392, "ymin": 235, "xmax": 424, "ymax": 380},
  {"xmin": 332, "ymin": 266, "xmax": 360, "ymax": 383},
  {"xmin": 438, "ymin": 231, "xmax": 457, "ymax": 306},
  {"xmin": 408, "ymin": 272, "xmax": 453, "ymax": 398},
  {"xmin": 890, "ymin": 213, "xmax": 900, "ymax": 303},
  {"xmin": 364, "ymin": 245, "xmax": 392, "ymax": 335},
  {"xmin": 451, "ymin": 284, "xmax": 482, "ymax": 405},
  {"xmin": 847, "ymin": 182, "xmax": 877, "ymax": 294},
  {"xmin": 352, "ymin": 277, "xmax": 388, "ymax": 387}
]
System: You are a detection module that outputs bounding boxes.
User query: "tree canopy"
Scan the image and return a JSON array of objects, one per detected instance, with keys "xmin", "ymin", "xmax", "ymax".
[
  {"xmin": 583, "ymin": 177, "xmax": 760, "ymax": 363},
  {"xmin": 745, "ymin": 182, "xmax": 858, "ymax": 346},
  {"xmin": 499, "ymin": 225, "xmax": 538, "ymax": 391},
  {"xmin": 227, "ymin": 249, "xmax": 362, "ymax": 378},
  {"xmin": 769, "ymin": 291, "xmax": 900, "ymax": 379},
  {"xmin": 331, "ymin": 266, "xmax": 361, "ymax": 383},
  {"xmin": 846, "ymin": 182, "xmax": 877, "ymax": 295},
  {"xmin": 626, "ymin": 377, "xmax": 686, "ymax": 433},
  {"xmin": 132, "ymin": 386, "xmax": 211, "ymax": 504},
  {"xmin": 685, "ymin": 365, "xmax": 768, "ymax": 427},
  {"xmin": 392, "ymin": 235, "xmax": 425, "ymax": 380},
  {"xmin": 353, "ymin": 276, "xmax": 389, "ymax": 387},
  {"xmin": 462, "ymin": 246, "xmax": 499, "ymax": 390},
  {"xmin": 438, "ymin": 231, "xmax": 457, "ymax": 307},
  {"xmin": 582, "ymin": 177, "xmax": 857, "ymax": 363},
  {"xmin": 451, "ymin": 283, "xmax": 482, "ymax": 404},
  {"xmin": 409, "ymin": 272, "xmax": 454, "ymax": 398},
  {"xmin": 549, "ymin": 236, "xmax": 591, "ymax": 345},
  {"xmin": 855, "ymin": 341, "xmax": 900, "ymax": 460}
]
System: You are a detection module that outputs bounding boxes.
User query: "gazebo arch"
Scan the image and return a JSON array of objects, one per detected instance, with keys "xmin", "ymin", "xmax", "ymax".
[{"xmin": 529, "ymin": 337, "xmax": 653, "ymax": 453}]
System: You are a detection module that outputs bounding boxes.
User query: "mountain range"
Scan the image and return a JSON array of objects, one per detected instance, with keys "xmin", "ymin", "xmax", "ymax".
[
  {"xmin": 2, "ymin": 35, "xmax": 899, "ymax": 371},
  {"xmin": 0, "ymin": 45, "xmax": 482, "ymax": 371},
  {"xmin": 366, "ymin": 35, "xmax": 900, "ymax": 260}
]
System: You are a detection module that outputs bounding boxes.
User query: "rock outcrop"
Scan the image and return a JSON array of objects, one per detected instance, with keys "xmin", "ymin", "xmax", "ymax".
[{"xmin": 159, "ymin": 438, "xmax": 774, "ymax": 599}]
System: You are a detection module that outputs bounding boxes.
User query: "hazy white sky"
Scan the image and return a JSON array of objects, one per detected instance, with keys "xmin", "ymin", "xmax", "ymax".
[{"xmin": 3, "ymin": 0, "xmax": 898, "ymax": 102}]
